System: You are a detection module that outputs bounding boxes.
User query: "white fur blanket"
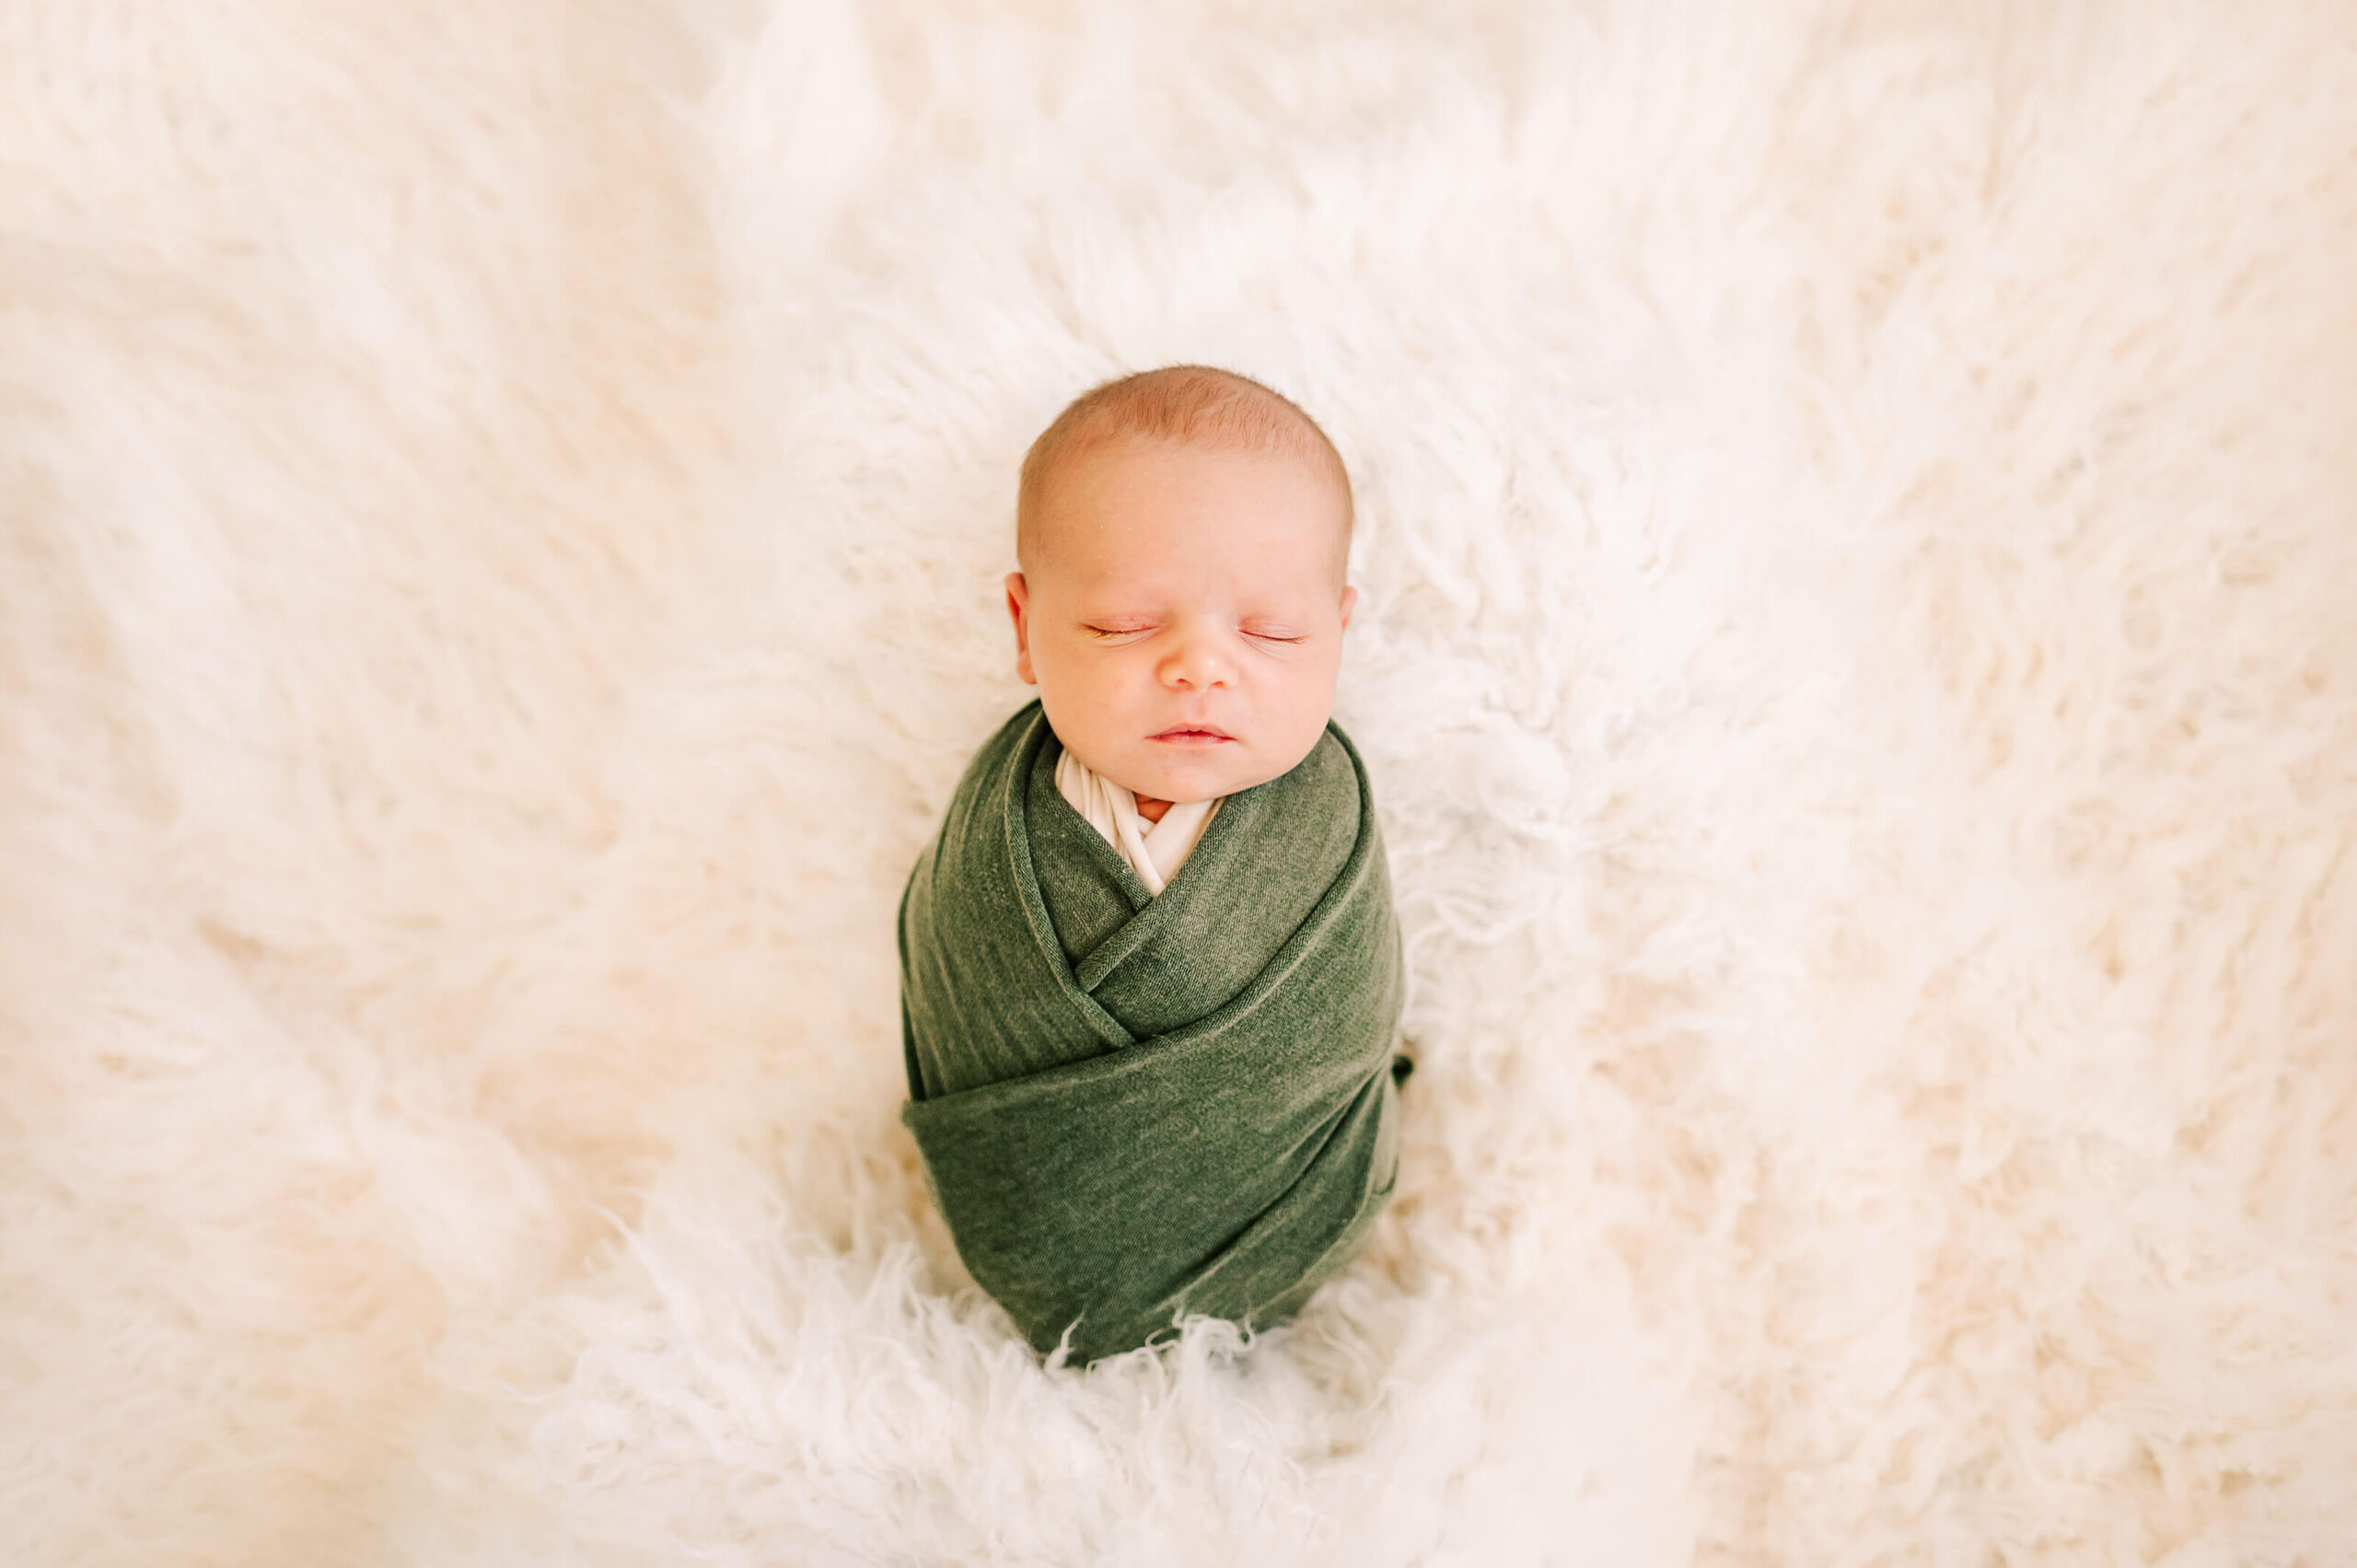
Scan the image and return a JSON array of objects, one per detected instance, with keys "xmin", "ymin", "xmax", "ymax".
[{"xmin": 4, "ymin": 2, "xmax": 2352, "ymax": 1562}]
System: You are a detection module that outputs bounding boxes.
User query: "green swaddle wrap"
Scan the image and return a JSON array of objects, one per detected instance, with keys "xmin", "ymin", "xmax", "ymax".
[{"xmin": 899, "ymin": 700, "xmax": 1405, "ymax": 1362}]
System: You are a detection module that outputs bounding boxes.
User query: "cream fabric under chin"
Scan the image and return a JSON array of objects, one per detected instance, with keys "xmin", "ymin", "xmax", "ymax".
[{"xmin": 1053, "ymin": 749, "xmax": 1221, "ymax": 897}]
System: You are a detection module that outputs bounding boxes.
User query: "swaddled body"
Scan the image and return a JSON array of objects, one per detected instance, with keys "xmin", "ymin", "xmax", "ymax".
[
  {"xmin": 900, "ymin": 702, "xmax": 1402, "ymax": 1361},
  {"xmin": 898, "ymin": 364, "xmax": 1405, "ymax": 1362}
]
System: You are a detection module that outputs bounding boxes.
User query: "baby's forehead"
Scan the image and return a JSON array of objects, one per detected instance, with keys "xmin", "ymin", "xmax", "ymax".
[
  {"xmin": 1028, "ymin": 468, "xmax": 1351, "ymax": 610},
  {"xmin": 1050, "ymin": 438, "xmax": 1341, "ymax": 530},
  {"xmin": 1046, "ymin": 435, "xmax": 1347, "ymax": 523},
  {"xmin": 1036, "ymin": 547, "xmax": 1337, "ymax": 609},
  {"xmin": 1017, "ymin": 366, "xmax": 1355, "ymax": 576},
  {"xmin": 1057, "ymin": 427, "xmax": 1322, "ymax": 486}
]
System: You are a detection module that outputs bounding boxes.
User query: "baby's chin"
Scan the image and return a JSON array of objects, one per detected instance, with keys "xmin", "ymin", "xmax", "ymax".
[{"xmin": 1092, "ymin": 739, "xmax": 1310, "ymax": 806}]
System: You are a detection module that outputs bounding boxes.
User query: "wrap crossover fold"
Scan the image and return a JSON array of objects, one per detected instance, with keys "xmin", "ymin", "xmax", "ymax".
[{"xmin": 900, "ymin": 701, "xmax": 1406, "ymax": 1362}]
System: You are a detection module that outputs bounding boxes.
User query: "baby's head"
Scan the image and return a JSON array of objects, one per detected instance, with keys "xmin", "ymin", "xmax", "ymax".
[{"xmin": 1004, "ymin": 366, "xmax": 1357, "ymax": 807}]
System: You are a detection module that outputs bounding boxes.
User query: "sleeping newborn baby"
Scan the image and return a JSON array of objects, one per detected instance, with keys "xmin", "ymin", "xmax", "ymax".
[{"xmin": 899, "ymin": 365, "xmax": 1406, "ymax": 1363}]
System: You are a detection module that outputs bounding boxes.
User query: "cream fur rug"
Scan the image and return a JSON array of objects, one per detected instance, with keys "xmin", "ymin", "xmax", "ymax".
[{"xmin": 4, "ymin": 1, "xmax": 2353, "ymax": 1562}]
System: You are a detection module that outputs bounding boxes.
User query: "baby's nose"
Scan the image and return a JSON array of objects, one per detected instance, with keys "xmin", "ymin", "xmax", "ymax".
[{"xmin": 1157, "ymin": 632, "xmax": 1230, "ymax": 690}]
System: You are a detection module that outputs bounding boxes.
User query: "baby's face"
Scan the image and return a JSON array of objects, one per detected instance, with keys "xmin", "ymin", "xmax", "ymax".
[{"xmin": 1006, "ymin": 437, "xmax": 1356, "ymax": 805}]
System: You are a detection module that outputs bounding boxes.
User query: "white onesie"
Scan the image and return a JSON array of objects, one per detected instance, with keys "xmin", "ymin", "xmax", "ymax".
[{"xmin": 1054, "ymin": 749, "xmax": 1220, "ymax": 896}]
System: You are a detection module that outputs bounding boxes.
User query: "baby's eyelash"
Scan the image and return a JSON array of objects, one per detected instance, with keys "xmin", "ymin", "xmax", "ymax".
[{"xmin": 1083, "ymin": 623, "xmax": 1301, "ymax": 642}]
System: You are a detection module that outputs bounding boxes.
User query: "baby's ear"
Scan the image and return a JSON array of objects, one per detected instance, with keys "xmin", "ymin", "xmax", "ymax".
[
  {"xmin": 1004, "ymin": 572, "xmax": 1037, "ymax": 684},
  {"xmin": 1337, "ymin": 584, "xmax": 1358, "ymax": 630}
]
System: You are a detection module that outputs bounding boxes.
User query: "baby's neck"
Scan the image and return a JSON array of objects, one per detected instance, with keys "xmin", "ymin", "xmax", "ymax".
[{"xmin": 1133, "ymin": 793, "xmax": 1173, "ymax": 825}]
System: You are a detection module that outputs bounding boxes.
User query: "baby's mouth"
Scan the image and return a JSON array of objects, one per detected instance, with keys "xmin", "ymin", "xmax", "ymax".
[{"xmin": 1151, "ymin": 725, "xmax": 1234, "ymax": 746}]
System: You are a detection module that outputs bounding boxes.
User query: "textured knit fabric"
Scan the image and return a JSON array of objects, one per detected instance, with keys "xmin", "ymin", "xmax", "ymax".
[
  {"xmin": 899, "ymin": 700, "xmax": 1405, "ymax": 1362},
  {"xmin": 1051, "ymin": 747, "xmax": 1219, "ymax": 895}
]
